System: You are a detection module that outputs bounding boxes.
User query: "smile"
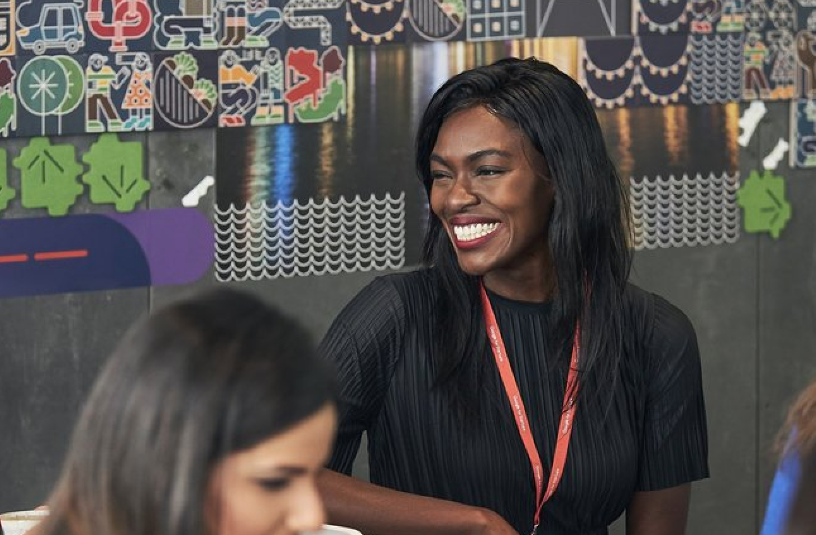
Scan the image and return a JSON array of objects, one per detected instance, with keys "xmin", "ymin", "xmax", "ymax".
[{"xmin": 452, "ymin": 222, "xmax": 500, "ymax": 243}]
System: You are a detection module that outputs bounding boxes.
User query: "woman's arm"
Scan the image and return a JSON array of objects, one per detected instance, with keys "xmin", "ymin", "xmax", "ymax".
[
  {"xmin": 318, "ymin": 469, "xmax": 519, "ymax": 535},
  {"xmin": 625, "ymin": 484, "xmax": 691, "ymax": 535}
]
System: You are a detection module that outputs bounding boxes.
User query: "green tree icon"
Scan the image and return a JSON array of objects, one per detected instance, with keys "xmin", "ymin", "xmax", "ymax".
[
  {"xmin": 736, "ymin": 170, "xmax": 792, "ymax": 239},
  {"xmin": 0, "ymin": 148, "xmax": 16, "ymax": 215},
  {"xmin": 18, "ymin": 56, "xmax": 84, "ymax": 135},
  {"xmin": 82, "ymin": 134, "xmax": 150, "ymax": 212},
  {"xmin": 13, "ymin": 137, "xmax": 84, "ymax": 217}
]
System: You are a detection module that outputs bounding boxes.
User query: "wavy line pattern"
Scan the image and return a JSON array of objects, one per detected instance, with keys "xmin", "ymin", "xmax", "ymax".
[
  {"xmin": 630, "ymin": 172, "xmax": 741, "ymax": 249},
  {"xmin": 214, "ymin": 192, "xmax": 406, "ymax": 280},
  {"xmin": 689, "ymin": 33, "xmax": 743, "ymax": 103}
]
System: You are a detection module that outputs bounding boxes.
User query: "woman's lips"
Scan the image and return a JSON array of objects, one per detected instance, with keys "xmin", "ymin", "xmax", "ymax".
[{"xmin": 450, "ymin": 221, "xmax": 501, "ymax": 249}]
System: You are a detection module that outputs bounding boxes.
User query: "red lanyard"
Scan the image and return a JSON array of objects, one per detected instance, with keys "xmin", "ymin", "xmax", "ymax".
[{"xmin": 479, "ymin": 281, "xmax": 580, "ymax": 535}]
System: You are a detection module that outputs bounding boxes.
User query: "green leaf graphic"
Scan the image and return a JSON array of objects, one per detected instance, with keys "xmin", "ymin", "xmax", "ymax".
[
  {"xmin": 174, "ymin": 52, "xmax": 198, "ymax": 79},
  {"xmin": 82, "ymin": 133, "xmax": 150, "ymax": 212},
  {"xmin": 736, "ymin": 170, "xmax": 792, "ymax": 239},
  {"xmin": 13, "ymin": 137, "xmax": 83, "ymax": 217},
  {"xmin": 193, "ymin": 79, "xmax": 217, "ymax": 103},
  {"xmin": 0, "ymin": 148, "xmax": 16, "ymax": 214}
]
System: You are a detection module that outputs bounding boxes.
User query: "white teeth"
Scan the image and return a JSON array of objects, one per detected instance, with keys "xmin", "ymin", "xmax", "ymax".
[{"xmin": 453, "ymin": 222, "xmax": 499, "ymax": 242}]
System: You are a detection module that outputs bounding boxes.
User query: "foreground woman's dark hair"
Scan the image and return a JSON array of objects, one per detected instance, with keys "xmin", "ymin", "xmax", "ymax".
[{"xmin": 37, "ymin": 289, "xmax": 335, "ymax": 535}]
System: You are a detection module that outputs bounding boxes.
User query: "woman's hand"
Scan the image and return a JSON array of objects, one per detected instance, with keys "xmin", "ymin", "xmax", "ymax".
[
  {"xmin": 320, "ymin": 469, "xmax": 520, "ymax": 535},
  {"xmin": 470, "ymin": 508, "xmax": 520, "ymax": 535},
  {"xmin": 626, "ymin": 484, "xmax": 691, "ymax": 535}
]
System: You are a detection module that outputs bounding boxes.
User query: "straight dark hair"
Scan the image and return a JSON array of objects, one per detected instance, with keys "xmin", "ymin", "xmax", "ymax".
[
  {"xmin": 38, "ymin": 289, "xmax": 335, "ymax": 535},
  {"xmin": 415, "ymin": 57, "xmax": 632, "ymax": 415}
]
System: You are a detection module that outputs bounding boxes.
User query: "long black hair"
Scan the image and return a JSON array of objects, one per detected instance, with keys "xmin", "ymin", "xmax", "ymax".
[
  {"xmin": 415, "ymin": 57, "xmax": 632, "ymax": 415},
  {"xmin": 39, "ymin": 289, "xmax": 335, "ymax": 535}
]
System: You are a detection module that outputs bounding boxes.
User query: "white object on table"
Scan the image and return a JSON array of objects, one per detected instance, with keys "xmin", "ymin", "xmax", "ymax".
[
  {"xmin": 305, "ymin": 525, "xmax": 364, "ymax": 535},
  {"xmin": 0, "ymin": 511, "xmax": 362, "ymax": 535},
  {"xmin": 0, "ymin": 510, "xmax": 49, "ymax": 535}
]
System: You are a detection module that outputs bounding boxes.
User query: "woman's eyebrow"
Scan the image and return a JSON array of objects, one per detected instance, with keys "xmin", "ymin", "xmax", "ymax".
[
  {"xmin": 430, "ymin": 149, "xmax": 512, "ymax": 166},
  {"xmin": 466, "ymin": 149, "xmax": 512, "ymax": 163},
  {"xmin": 430, "ymin": 153, "xmax": 450, "ymax": 166},
  {"xmin": 255, "ymin": 465, "xmax": 308, "ymax": 477}
]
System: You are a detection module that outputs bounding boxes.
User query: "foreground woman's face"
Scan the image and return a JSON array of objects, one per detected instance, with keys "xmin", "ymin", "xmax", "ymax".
[{"xmin": 209, "ymin": 403, "xmax": 337, "ymax": 535}]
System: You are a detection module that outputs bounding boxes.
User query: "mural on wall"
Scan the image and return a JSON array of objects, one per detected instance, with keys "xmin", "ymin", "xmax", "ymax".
[
  {"xmin": 1, "ymin": 0, "xmax": 16, "ymax": 56},
  {"xmin": 742, "ymin": 0, "xmax": 797, "ymax": 100},
  {"xmin": 0, "ymin": 208, "xmax": 214, "ymax": 298},
  {"xmin": 632, "ymin": 0, "xmax": 690, "ymax": 35},
  {"xmin": 85, "ymin": 52, "xmax": 153, "ymax": 133},
  {"xmin": 153, "ymin": 50, "xmax": 218, "ymax": 130},
  {"xmin": 2, "ymin": 0, "xmax": 815, "ymax": 141},
  {"xmin": 630, "ymin": 172, "xmax": 741, "ymax": 250},
  {"xmin": 0, "ymin": 0, "xmax": 805, "ymax": 298},
  {"xmin": 85, "ymin": 0, "xmax": 153, "ymax": 53},
  {"xmin": 214, "ymin": 193, "xmax": 406, "ymax": 280},
  {"xmin": 2, "ymin": 134, "xmax": 152, "ymax": 217},
  {"xmin": 467, "ymin": 0, "xmax": 525, "ymax": 41},
  {"xmin": 689, "ymin": 32, "xmax": 743, "ymax": 104},
  {"xmin": 81, "ymin": 133, "xmax": 151, "ymax": 212},
  {"xmin": 218, "ymin": 0, "xmax": 284, "ymax": 49},
  {"xmin": 790, "ymin": 97, "xmax": 816, "ymax": 166},
  {"xmin": 408, "ymin": 0, "xmax": 466, "ymax": 41},
  {"xmin": 152, "ymin": 0, "xmax": 219, "ymax": 50},
  {"xmin": 13, "ymin": 137, "xmax": 84, "ymax": 216},
  {"xmin": 0, "ymin": 148, "xmax": 14, "ymax": 214},
  {"xmin": 16, "ymin": 55, "xmax": 85, "ymax": 137},
  {"xmin": 281, "ymin": 0, "xmax": 347, "ymax": 123},
  {"xmin": 0, "ymin": 57, "xmax": 15, "ymax": 136},
  {"xmin": 0, "ymin": 0, "xmax": 349, "ymax": 139},
  {"xmin": 15, "ymin": 0, "xmax": 86, "ymax": 55},
  {"xmin": 531, "ymin": 0, "xmax": 629, "ymax": 37},
  {"xmin": 737, "ymin": 169, "xmax": 792, "ymax": 238},
  {"xmin": 579, "ymin": 34, "xmax": 691, "ymax": 108},
  {"xmin": 346, "ymin": 0, "xmax": 409, "ymax": 44},
  {"xmin": 346, "ymin": 0, "xmax": 467, "ymax": 44}
]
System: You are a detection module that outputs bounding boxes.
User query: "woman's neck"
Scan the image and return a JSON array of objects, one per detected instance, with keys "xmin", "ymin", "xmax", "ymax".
[{"xmin": 482, "ymin": 266, "xmax": 555, "ymax": 303}]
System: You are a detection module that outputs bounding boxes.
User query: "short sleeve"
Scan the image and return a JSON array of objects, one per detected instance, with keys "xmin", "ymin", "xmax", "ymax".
[
  {"xmin": 636, "ymin": 295, "xmax": 710, "ymax": 490},
  {"xmin": 319, "ymin": 277, "xmax": 405, "ymax": 475}
]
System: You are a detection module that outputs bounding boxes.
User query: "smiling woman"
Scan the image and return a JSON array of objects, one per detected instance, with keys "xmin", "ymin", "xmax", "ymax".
[
  {"xmin": 318, "ymin": 58, "xmax": 709, "ymax": 535},
  {"xmin": 28, "ymin": 289, "xmax": 337, "ymax": 535}
]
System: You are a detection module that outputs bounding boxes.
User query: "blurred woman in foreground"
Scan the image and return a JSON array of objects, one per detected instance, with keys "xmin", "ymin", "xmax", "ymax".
[{"xmin": 34, "ymin": 289, "xmax": 336, "ymax": 535}]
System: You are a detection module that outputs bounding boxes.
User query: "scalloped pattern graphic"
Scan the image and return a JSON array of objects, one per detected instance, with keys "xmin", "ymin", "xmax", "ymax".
[
  {"xmin": 689, "ymin": 33, "xmax": 743, "ymax": 103},
  {"xmin": 630, "ymin": 172, "xmax": 741, "ymax": 249},
  {"xmin": 214, "ymin": 192, "xmax": 406, "ymax": 280},
  {"xmin": 580, "ymin": 34, "xmax": 691, "ymax": 108}
]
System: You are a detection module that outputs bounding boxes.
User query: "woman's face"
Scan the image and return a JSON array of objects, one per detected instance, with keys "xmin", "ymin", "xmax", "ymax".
[
  {"xmin": 209, "ymin": 403, "xmax": 337, "ymax": 535},
  {"xmin": 429, "ymin": 106, "xmax": 555, "ymax": 282}
]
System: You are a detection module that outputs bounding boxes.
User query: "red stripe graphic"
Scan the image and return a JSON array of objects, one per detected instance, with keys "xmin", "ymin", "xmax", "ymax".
[
  {"xmin": 0, "ymin": 254, "xmax": 29, "ymax": 264},
  {"xmin": 34, "ymin": 250, "xmax": 89, "ymax": 261}
]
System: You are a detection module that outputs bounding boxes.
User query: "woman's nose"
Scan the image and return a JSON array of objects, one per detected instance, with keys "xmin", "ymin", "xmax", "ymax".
[
  {"xmin": 446, "ymin": 176, "xmax": 479, "ymax": 212},
  {"xmin": 287, "ymin": 482, "xmax": 327, "ymax": 533}
]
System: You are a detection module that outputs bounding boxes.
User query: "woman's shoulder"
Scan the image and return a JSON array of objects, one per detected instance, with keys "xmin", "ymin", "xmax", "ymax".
[
  {"xmin": 361, "ymin": 267, "xmax": 439, "ymax": 309},
  {"xmin": 622, "ymin": 283, "xmax": 698, "ymax": 352},
  {"xmin": 333, "ymin": 268, "xmax": 438, "ymax": 326}
]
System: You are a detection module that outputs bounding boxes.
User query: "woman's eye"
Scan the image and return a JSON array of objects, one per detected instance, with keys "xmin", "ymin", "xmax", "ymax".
[
  {"xmin": 477, "ymin": 168, "xmax": 504, "ymax": 176},
  {"xmin": 431, "ymin": 171, "xmax": 451, "ymax": 180},
  {"xmin": 256, "ymin": 477, "xmax": 291, "ymax": 492}
]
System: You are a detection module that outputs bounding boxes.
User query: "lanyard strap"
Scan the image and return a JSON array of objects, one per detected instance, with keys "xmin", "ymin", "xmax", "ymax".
[{"xmin": 479, "ymin": 281, "xmax": 580, "ymax": 534}]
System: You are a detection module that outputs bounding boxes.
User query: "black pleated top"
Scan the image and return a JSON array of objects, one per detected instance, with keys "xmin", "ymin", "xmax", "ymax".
[{"xmin": 320, "ymin": 269, "xmax": 709, "ymax": 535}]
